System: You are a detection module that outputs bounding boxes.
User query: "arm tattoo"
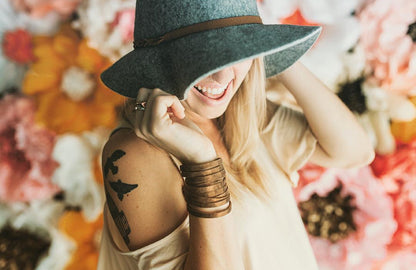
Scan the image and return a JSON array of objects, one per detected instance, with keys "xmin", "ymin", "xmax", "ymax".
[
  {"xmin": 104, "ymin": 149, "xmax": 138, "ymax": 245},
  {"xmin": 104, "ymin": 149, "xmax": 126, "ymax": 177},
  {"xmin": 109, "ymin": 179, "xmax": 138, "ymax": 201},
  {"xmin": 106, "ymin": 192, "xmax": 132, "ymax": 245}
]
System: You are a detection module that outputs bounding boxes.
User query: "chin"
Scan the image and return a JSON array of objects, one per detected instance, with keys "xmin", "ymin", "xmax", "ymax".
[
  {"xmin": 193, "ymin": 105, "xmax": 228, "ymax": 119},
  {"xmin": 185, "ymin": 90, "xmax": 231, "ymax": 120}
]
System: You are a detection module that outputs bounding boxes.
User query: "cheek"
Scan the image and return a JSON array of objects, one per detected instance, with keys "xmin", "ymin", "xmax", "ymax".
[{"xmin": 233, "ymin": 60, "xmax": 253, "ymax": 89}]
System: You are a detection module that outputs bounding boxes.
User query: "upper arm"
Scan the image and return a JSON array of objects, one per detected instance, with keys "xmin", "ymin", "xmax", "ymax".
[{"xmin": 102, "ymin": 128, "xmax": 187, "ymax": 251}]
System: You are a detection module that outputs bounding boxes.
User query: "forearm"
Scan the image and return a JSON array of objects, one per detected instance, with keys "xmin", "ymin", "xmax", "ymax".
[
  {"xmin": 277, "ymin": 62, "xmax": 374, "ymax": 165},
  {"xmin": 184, "ymin": 212, "xmax": 243, "ymax": 270},
  {"xmin": 183, "ymin": 152, "xmax": 244, "ymax": 270}
]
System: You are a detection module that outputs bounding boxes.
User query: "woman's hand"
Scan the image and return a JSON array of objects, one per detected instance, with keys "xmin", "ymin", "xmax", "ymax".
[{"xmin": 130, "ymin": 88, "xmax": 217, "ymax": 164}]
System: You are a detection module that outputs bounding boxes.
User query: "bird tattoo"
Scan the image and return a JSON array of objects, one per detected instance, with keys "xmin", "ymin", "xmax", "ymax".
[
  {"xmin": 104, "ymin": 149, "xmax": 126, "ymax": 177},
  {"xmin": 109, "ymin": 179, "xmax": 138, "ymax": 201}
]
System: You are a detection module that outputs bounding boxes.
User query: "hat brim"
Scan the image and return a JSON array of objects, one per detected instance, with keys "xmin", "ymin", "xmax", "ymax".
[{"xmin": 101, "ymin": 24, "xmax": 321, "ymax": 100}]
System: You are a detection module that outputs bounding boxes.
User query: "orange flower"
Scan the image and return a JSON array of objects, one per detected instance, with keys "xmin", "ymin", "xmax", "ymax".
[
  {"xmin": 391, "ymin": 96, "xmax": 416, "ymax": 143},
  {"xmin": 23, "ymin": 25, "xmax": 124, "ymax": 134},
  {"xmin": 280, "ymin": 8, "xmax": 320, "ymax": 26},
  {"xmin": 59, "ymin": 211, "xmax": 103, "ymax": 270}
]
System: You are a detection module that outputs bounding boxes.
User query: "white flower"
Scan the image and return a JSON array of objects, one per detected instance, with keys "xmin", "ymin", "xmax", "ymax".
[
  {"xmin": 257, "ymin": 0, "xmax": 365, "ymax": 91},
  {"xmin": 0, "ymin": 199, "xmax": 74, "ymax": 270},
  {"xmin": 73, "ymin": 0, "xmax": 136, "ymax": 61},
  {"xmin": 0, "ymin": 203, "xmax": 13, "ymax": 228},
  {"xmin": 358, "ymin": 82, "xmax": 416, "ymax": 154},
  {"xmin": 35, "ymin": 229, "xmax": 76, "ymax": 270},
  {"xmin": 258, "ymin": 0, "xmax": 363, "ymax": 24},
  {"xmin": 7, "ymin": 199, "xmax": 65, "ymax": 234},
  {"xmin": 52, "ymin": 128, "xmax": 109, "ymax": 221}
]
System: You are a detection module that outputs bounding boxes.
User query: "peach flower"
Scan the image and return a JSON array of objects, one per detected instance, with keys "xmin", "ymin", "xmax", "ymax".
[
  {"xmin": 358, "ymin": 0, "xmax": 416, "ymax": 95},
  {"xmin": 11, "ymin": 0, "xmax": 82, "ymax": 18},
  {"xmin": 295, "ymin": 166, "xmax": 397, "ymax": 270},
  {"xmin": 0, "ymin": 94, "xmax": 60, "ymax": 202},
  {"xmin": 371, "ymin": 249, "xmax": 416, "ymax": 270}
]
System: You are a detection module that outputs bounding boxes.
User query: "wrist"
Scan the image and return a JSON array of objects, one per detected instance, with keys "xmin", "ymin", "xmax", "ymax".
[
  {"xmin": 183, "ymin": 144, "xmax": 217, "ymax": 164},
  {"xmin": 276, "ymin": 61, "xmax": 301, "ymax": 86}
]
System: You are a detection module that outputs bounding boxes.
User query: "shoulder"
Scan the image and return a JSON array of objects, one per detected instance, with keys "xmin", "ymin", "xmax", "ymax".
[{"xmin": 102, "ymin": 128, "xmax": 187, "ymax": 251}]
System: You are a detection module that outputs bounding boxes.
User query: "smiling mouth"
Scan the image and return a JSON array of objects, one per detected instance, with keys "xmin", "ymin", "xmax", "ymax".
[{"xmin": 193, "ymin": 83, "xmax": 229, "ymax": 99}]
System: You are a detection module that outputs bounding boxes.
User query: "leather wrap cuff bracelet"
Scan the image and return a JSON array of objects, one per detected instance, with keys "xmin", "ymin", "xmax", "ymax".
[{"xmin": 180, "ymin": 158, "xmax": 231, "ymax": 218}]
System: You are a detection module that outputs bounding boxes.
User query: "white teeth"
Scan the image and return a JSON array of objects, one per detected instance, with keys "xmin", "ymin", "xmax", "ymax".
[{"xmin": 195, "ymin": 85, "xmax": 227, "ymax": 95}]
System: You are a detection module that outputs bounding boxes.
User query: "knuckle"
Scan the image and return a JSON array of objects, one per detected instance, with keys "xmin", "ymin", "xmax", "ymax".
[
  {"xmin": 152, "ymin": 88, "xmax": 162, "ymax": 95},
  {"xmin": 137, "ymin": 87, "xmax": 148, "ymax": 97},
  {"xmin": 153, "ymin": 95, "xmax": 165, "ymax": 105}
]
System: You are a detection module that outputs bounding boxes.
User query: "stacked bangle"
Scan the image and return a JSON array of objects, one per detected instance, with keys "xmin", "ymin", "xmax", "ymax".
[{"xmin": 180, "ymin": 158, "xmax": 232, "ymax": 218}]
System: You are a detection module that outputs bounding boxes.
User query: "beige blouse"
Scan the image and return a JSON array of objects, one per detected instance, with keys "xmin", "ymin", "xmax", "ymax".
[{"xmin": 97, "ymin": 105, "xmax": 319, "ymax": 270}]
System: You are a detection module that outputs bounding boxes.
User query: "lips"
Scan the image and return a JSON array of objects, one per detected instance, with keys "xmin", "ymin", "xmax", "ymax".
[
  {"xmin": 194, "ymin": 86, "xmax": 227, "ymax": 99},
  {"xmin": 191, "ymin": 80, "xmax": 233, "ymax": 106}
]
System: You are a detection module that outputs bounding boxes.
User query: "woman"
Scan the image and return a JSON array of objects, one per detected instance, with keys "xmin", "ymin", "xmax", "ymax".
[{"xmin": 97, "ymin": 0, "xmax": 375, "ymax": 269}]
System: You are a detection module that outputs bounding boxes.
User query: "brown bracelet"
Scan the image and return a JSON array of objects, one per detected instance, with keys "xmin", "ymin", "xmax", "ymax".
[
  {"xmin": 187, "ymin": 202, "xmax": 232, "ymax": 218},
  {"xmin": 180, "ymin": 157, "xmax": 223, "ymax": 172},
  {"xmin": 180, "ymin": 157, "xmax": 231, "ymax": 218},
  {"xmin": 183, "ymin": 180, "xmax": 227, "ymax": 196},
  {"xmin": 181, "ymin": 165, "xmax": 224, "ymax": 178},
  {"xmin": 184, "ymin": 170, "xmax": 226, "ymax": 185}
]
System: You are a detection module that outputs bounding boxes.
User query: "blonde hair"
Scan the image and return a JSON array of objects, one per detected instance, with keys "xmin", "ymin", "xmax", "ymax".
[
  {"xmin": 216, "ymin": 57, "xmax": 272, "ymax": 200},
  {"xmin": 121, "ymin": 57, "xmax": 272, "ymax": 201}
]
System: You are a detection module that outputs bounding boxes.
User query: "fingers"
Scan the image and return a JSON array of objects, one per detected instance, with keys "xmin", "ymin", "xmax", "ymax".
[
  {"xmin": 135, "ymin": 88, "xmax": 185, "ymax": 139},
  {"xmin": 153, "ymin": 94, "xmax": 185, "ymax": 120}
]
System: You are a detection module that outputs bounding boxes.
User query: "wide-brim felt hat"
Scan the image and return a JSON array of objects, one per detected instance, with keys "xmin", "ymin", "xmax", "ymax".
[{"xmin": 101, "ymin": 0, "xmax": 322, "ymax": 100}]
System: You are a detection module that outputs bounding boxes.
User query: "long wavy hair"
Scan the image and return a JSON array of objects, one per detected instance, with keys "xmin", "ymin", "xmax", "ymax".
[
  {"xmin": 216, "ymin": 57, "xmax": 273, "ymax": 200},
  {"xmin": 122, "ymin": 57, "xmax": 273, "ymax": 200}
]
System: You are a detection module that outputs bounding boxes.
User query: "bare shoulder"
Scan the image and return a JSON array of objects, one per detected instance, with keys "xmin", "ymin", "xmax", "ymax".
[{"xmin": 102, "ymin": 128, "xmax": 187, "ymax": 251}]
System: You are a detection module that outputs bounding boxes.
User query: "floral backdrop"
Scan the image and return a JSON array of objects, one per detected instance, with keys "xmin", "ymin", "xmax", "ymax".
[{"xmin": 0, "ymin": 0, "xmax": 415, "ymax": 269}]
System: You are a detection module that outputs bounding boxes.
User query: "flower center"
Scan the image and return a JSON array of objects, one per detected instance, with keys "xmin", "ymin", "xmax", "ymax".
[
  {"xmin": 61, "ymin": 66, "xmax": 96, "ymax": 102},
  {"xmin": 2, "ymin": 29, "xmax": 35, "ymax": 64},
  {"xmin": 0, "ymin": 226, "xmax": 51, "ymax": 269},
  {"xmin": 407, "ymin": 21, "xmax": 416, "ymax": 42},
  {"xmin": 337, "ymin": 77, "xmax": 367, "ymax": 115},
  {"xmin": 298, "ymin": 182, "xmax": 357, "ymax": 243}
]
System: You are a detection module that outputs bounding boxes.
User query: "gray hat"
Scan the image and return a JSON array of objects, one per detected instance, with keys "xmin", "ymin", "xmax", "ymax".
[{"xmin": 100, "ymin": 0, "xmax": 321, "ymax": 100}]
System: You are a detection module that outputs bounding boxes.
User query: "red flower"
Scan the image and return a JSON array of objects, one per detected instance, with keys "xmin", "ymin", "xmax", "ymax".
[
  {"xmin": 2, "ymin": 29, "xmax": 35, "ymax": 64},
  {"xmin": 371, "ymin": 140, "xmax": 416, "ymax": 194}
]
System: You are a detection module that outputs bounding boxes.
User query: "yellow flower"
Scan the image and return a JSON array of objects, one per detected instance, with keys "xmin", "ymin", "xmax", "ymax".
[
  {"xmin": 391, "ymin": 96, "xmax": 416, "ymax": 143},
  {"xmin": 23, "ymin": 25, "xmax": 124, "ymax": 134},
  {"xmin": 59, "ymin": 211, "xmax": 103, "ymax": 270}
]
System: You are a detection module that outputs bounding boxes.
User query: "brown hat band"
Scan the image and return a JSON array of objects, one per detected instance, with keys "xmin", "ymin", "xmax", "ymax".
[{"xmin": 133, "ymin": 15, "xmax": 263, "ymax": 48}]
